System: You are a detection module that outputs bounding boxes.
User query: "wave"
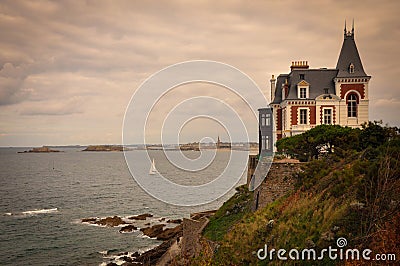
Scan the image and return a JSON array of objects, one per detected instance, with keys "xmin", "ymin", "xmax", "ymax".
[{"xmin": 5, "ymin": 208, "xmax": 59, "ymax": 216}]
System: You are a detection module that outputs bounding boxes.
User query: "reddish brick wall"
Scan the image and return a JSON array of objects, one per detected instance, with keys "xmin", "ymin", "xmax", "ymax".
[
  {"xmin": 291, "ymin": 106, "xmax": 298, "ymax": 125},
  {"xmin": 309, "ymin": 106, "xmax": 316, "ymax": 125},
  {"xmin": 340, "ymin": 84, "xmax": 365, "ymax": 99},
  {"xmin": 277, "ymin": 109, "xmax": 282, "ymax": 130},
  {"xmin": 291, "ymin": 106, "xmax": 316, "ymax": 125}
]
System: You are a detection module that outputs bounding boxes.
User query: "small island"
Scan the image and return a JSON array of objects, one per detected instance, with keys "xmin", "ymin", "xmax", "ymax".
[
  {"xmin": 82, "ymin": 145, "xmax": 127, "ymax": 152},
  {"xmin": 18, "ymin": 146, "xmax": 61, "ymax": 153}
]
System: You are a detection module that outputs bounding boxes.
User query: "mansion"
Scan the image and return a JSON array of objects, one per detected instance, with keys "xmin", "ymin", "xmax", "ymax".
[{"xmin": 259, "ymin": 24, "xmax": 370, "ymax": 154}]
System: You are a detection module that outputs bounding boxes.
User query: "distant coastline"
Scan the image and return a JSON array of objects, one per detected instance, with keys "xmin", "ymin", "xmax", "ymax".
[{"xmin": 18, "ymin": 146, "xmax": 61, "ymax": 153}]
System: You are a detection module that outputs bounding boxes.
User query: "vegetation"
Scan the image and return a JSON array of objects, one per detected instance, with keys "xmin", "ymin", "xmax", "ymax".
[{"xmin": 197, "ymin": 122, "xmax": 400, "ymax": 265}]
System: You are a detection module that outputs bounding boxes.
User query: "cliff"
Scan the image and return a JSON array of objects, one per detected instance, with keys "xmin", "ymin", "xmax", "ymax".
[{"xmin": 191, "ymin": 123, "xmax": 400, "ymax": 265}]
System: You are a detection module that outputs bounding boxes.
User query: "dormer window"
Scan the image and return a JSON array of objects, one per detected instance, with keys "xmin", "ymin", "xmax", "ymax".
[
  {"xmin": 299, "ymin": 74, "xmax": 305, "ymax": 80},
  {"xmin": 297, "ymin": 80, "xmax": 309, "ymax": 99},
  {"xmin": 324, "ymin": 88, "xmax": 329, "ymax": 94},
  {"xmin": 300, "ymin": 87, "xmax": 307, "ymax": 99},
  {"xmin": 349, "ymin": 63, "xmax": 355, "ymax": 74}
]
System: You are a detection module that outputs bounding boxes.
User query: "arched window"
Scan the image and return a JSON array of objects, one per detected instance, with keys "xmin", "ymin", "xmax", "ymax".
[{"xmin": 347, "ymin": 94, "xmax": 357, "ymax": 117}]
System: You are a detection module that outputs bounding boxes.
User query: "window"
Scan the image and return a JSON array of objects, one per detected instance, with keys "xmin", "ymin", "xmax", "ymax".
[
  {"xmin": 324, "ymin": 88, "xmax": 329, "ymax": 94},
  {"xmin": 347, "ymin": 94, "xmax": 357, "ymax": 117},
  {"xmin": 265, "ymin": 113, "xmax": 270, "ymax": 126},
  {"xmin": 299, "ymin": 109, "xmax": 308, "ymax": 125},
  {"xmin": 299, "ymin": 74, "xmax": 305, "ymax": 80},
  {"xmin": 349, "ymin": 63, "xmax": 355, "ymax": 74},
  {"xmin": 299, "ymin": 87, "xmax": 307, "ymax": 99},
  {"xmin": 262, "ymin": 135, "xmax": 270, "ymax": 150},
  {"xmin": 260, "ymin": 113, "xmax": 270, "ymax": 126},
  {"xmin": 323, "ymin": 109, "xmax": 332, "ymax": 124}
]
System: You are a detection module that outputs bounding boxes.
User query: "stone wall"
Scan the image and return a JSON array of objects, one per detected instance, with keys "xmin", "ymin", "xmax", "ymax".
[
  {"xmin": 253, "ymin": 162, "xmax": 302, "ymax": 210},
  {"xmin": 181, "ymin": 216, "xmax": 209, "ymax": 257}
]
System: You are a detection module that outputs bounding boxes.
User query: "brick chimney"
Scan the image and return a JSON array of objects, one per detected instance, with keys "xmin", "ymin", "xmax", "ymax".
[{"xmin": 290, "ymin": 61, "xmax": 309, "ymax": 71}]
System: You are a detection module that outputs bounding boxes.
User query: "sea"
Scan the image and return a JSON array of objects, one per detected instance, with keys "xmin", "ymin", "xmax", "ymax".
[{"xmin": 0, "ymin": 148, "xmax": 248, "ymax": 265}]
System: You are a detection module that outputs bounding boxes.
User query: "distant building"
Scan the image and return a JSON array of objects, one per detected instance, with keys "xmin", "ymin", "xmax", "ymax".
[
  {"xmin": 216, "ymin": 136, "xmax": 231, "ymax": 149},
  {"xmin": 265, "ymin": 23, "xmax": 370, "ymax": 146}
]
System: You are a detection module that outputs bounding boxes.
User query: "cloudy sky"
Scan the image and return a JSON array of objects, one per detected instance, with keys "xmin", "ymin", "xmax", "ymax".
[{"xmin": 0, "ymin": 0, "xmax": 399, "ymax": 146}]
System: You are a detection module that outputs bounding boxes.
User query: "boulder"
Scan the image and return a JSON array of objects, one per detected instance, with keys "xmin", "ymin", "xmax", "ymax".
[
  {"xmin": 95, "ymin": 216, "xmax": 126, "ymax": 227},
  {"xmin": 81, "ymin": 217, "xmax": 97, "ymax": 223},
  {"xmin": 129, "ymin": 213, "xmax": 153, "ymax": 220},
  {"xmin": 140, "ymin": 224, "xmax": 165, "ymax": 238},
  {"xmin": 119, "ymin": 224, "xmax": 138, "ymax": 233},
  {"xmin": 167, "ymin": 219, "xmax": 182, "ymax": 224},
  {"xmin": 157, "ymin": 225, "xmax": 183, "ymax": 241}
]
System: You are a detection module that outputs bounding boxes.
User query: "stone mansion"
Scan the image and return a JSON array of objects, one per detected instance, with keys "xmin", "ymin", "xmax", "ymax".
[{"xmin": 259, "ymin": 23, "xmax": 370, "ymax": 154}]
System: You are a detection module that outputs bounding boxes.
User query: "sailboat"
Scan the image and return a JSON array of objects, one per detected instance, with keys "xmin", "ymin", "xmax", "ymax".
[{"xmin": 149, "ymin": 158, "xmax": 157, "ymax": 175}]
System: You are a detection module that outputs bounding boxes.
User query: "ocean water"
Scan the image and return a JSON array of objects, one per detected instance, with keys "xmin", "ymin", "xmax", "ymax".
[{"xmin": 0, "ymin": 148, "xmax": 247, "ymax": 265}]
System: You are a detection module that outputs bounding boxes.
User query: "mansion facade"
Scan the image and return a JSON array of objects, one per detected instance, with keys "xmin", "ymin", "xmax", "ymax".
[{"xmin": 259, "ymin": 24, "xmax": 370, "ymax": 154}]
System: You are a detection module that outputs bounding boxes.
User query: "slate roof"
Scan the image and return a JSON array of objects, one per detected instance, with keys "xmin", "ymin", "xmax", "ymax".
[
  {"xmin": 271, "ymin": 28, "xmax": 369, "ymax": 105},
  {"xmin": 271, "ymin": 69, "xmax": 338, "ymax": 103},
  {"xmin": 336, "ymin": 33, "xmax": 369, "ymax": 78}
]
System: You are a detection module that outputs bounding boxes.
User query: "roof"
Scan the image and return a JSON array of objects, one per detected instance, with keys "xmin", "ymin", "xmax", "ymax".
[
  {"xmin": 336, "ymin": 32, "xmax": 368, "ymax": 78},
  {"xmin": 271, "ymin": 69, "xmax": 338, "ymax": 103}
]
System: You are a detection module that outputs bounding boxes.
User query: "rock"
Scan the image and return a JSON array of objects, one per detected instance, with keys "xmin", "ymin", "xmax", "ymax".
[
  {"xmin": 131, "ymin": 251, "xmax": 140, "ymax": 258},
  {"xmin": 81, "ymin": 217, "xmax": 97, "ymax": 223},
  {"xmin": 119, "ymin": 224, "xmax": 138, "ymax": 233},
  {"xmin": 159, "ymin": 217, "xmax": 166, "ymax": 222},
  {"xmin": 95, "ymin": 216, "xmax": 126, "ymax": 227},
  {"xmin": 167, "ymin": 219, "xmax": 182, "ymax": 224},
  {"xmin": 134, "ymin": 239, "xmax": 175, "ymax": 265},
  {"xmin": 190, "ymin": 210, "xmax": 217, "ymax": 220},
  {"xmin": 140, "ymin": 224, "xmax": 165, "ymax": 238},
  {"xmin": 121, "ymin": 256, "xmax": 134, "ymax": 262},
  {"xmin": 157, "ymin": 224, "xmax": 182, "ymax": 240},
  {"xmin": 128, "ymin": 213, "xmax": 153, "ymax": 220}
]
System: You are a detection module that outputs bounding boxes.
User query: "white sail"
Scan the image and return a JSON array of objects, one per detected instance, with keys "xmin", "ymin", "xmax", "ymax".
[{"xmin": 149, "ymin": 158, "xmax": 157, "ymax": 175}]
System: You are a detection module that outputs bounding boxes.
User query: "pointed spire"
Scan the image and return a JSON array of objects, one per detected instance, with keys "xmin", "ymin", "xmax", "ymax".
[
  {"xmin": 352, "ymin": 19, "xmax": 354, "ymax": 36},
  {"xmin": 344, "ymin": 19, "xmax": 347, "ymax": 35}
]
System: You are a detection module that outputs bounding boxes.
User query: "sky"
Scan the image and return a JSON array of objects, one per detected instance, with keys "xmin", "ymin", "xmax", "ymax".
[{"xmin": 0, "ymin": 0, "xmax": 399, "ymax": 146}]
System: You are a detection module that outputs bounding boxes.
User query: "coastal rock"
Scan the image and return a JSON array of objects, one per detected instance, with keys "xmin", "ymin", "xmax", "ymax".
[
  {"xmin": 134, "ymin": 239, "xmax": 175, "ymax": 265},
  {"xmin": 140, "ymin": 224, "xmax": 165, "ymax": 238},
  {"xmin": 81, "ymin": 217, "xmax": 97, "ymax": 223},
  {"xmin": 119, "ymin": 224, "xmax": 138, "ymax": 233},
  {"xmin": 128, "ymin": 213, "xmax": 153, "ymax": 220},
  {"xmin": 190, "ymin": 210, "xmax": 217, "ymax": 220},
  {"xmin": 95, "ymin": 216, "xmax": 126, "ymax": 227},
  {"xmin": 157, "ymin": 225, "xmax": 183, "ymax": 241},
  {"xmin": 167, "ymin": 218, "xmax": 182, "ymax": 224}
]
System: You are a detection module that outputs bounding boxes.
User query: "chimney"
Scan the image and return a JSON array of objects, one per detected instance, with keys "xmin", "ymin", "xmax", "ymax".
[
  {"xmin": 270, "ymin": 74, "xmax": 276, "ymax": 102},
  {"xmin": 290, "ymin": 61, "xmax": 309, "ymax": 71}
]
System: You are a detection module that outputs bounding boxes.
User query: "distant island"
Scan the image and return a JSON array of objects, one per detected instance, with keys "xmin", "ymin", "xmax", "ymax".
[
  {"xmin": 18, "ymin": 146, "xmax": 61, "ymax": 153},
  {"xmin": 82, "ymin": 145, "xmax": 127, "ymax": 152}
]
